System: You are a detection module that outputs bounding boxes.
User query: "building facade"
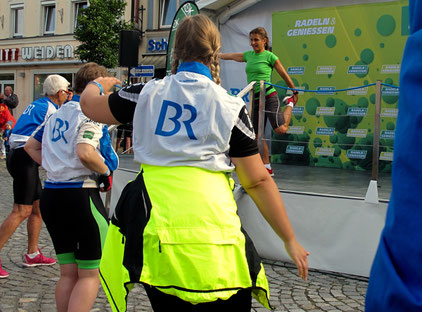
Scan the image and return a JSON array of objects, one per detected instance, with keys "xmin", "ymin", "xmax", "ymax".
[{"xmin": 0, "ymin": 0, "xmax": 132, "ymax": 118}]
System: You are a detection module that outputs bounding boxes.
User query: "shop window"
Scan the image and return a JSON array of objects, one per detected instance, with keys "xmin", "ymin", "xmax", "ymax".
[
  {"xmin": 160, "ymin": 0, "xmax": 192, "ymax": 28},
  {"xmin": 43, "ymin": 5, "xmax": 56, "ymax": 35},
  {"xmin": 74, "ymin": 1, "xmax": 88, "ymax": 30},
  {"xmin": 11, "ymin": 5, "xmax": 24, "ymax": 37},
  {"xmin": 147, "ymin": 0, "xmax": 153, "ymax": 30},
  {"xmin": 0, "ymin": 74, "xmax": 15, "ymax": 94}
]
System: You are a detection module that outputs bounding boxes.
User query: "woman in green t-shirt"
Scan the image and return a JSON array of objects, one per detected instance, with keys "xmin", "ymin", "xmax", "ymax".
[{"xmin": 220, "ymin": 27, "xmax": 298, "ymax": 176}]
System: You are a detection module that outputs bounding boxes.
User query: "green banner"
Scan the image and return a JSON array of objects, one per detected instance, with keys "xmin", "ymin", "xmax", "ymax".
[
  {"xmin": 271, "ymin": 0, "xmax": 409, "ymax": 172},
  {"xmin": 165, "ymin": 1, "xmax": 200, "ymax": 76}
]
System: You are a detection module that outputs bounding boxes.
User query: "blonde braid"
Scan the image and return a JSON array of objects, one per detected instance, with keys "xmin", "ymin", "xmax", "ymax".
[
  {"xmin": 171, "ymin": 54, "xmax": 180, "ymax": 75},
  {"xmin": 210, "ymin": 54, "xmax": 221, "ymax": 85}
]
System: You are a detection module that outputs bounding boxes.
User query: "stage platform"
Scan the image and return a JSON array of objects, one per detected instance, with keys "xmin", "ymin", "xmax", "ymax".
[{"xmin": 117, "ymin": 154, "xmax": 392, "ymax": 201}]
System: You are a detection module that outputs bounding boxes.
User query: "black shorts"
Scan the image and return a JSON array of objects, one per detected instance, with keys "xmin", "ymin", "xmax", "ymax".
[
  {"xmin": 116, "ymin": 124, "xmax": 133, "ymax": 140},
  {"xmin": 6, "ymin": 147, "xmax": 42, "ymax": 205},
  {"xmin": 252, "ymin": 92, "xmax": 284, "ymax": 133},
  {"xmin": 40, "ymin": 188, "xmax": 109, "ymax": 269},
  {"xmin": 116, "ymin": 125, "xmax": 125, "ymax": 138},
  {"xmin": 143, "ymin": 284, "xmax": 252, "ymax": 312}
]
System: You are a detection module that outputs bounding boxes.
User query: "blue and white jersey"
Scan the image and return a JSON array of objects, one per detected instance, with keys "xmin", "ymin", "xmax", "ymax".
[
  {"xmin": 132, "ymin": 62, "xmax": 246, "ymax": 172},
  {"xmin": 33, "ymin": 95, "xmax": 118, "ymax": 189},
  {"xmin": 9, "ymin": 97, "xmax": 57, "ymax": 149}
]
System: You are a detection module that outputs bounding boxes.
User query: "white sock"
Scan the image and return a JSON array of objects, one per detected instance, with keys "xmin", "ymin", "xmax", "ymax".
[
  {"xmin": 264, "ymin": 163, "xmax": 272, "ymax": 170},
  {"xmin": 27, "ymin": 251, "xmax": 40, "ymax": 258}
]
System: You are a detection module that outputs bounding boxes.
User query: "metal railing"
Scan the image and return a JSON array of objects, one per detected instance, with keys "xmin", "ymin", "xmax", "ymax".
[{"xmin": 251, "ymin": 79, "xmax": 399, "ymax": 203}]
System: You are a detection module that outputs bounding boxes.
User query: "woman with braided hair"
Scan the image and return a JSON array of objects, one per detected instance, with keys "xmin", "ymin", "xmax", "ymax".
[{"xmin": 80, "ymin": 14, "xmax": 308, "ymax": 311}]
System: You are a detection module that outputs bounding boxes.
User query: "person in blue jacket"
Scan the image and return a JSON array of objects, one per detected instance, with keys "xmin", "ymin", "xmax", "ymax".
[
  {"xmin": 365, "ymin": 1, "xmax": 422, "ymax": 311},
  {"xmin": 0, "ymin": 75, "xmax": 70, "ymax": 278}
]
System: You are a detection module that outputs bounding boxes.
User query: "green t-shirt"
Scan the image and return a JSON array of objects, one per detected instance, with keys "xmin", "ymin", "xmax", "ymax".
[{"xmin": 243, "ymin": 50, "xmax": 278, "ymax": 95}]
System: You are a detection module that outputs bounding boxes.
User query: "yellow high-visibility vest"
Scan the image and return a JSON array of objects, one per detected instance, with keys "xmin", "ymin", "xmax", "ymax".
[{"xmin": 100, "ymin": 164, "xmax": 272, "ymax": 311}]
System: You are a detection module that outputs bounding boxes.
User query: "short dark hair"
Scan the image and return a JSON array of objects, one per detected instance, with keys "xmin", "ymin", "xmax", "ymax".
[{"xmin": 74, "ymin": 62, "xmax": 109, "ymax": 94}]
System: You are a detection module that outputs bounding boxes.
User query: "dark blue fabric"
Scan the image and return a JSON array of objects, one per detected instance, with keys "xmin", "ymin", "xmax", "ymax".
[
  {"xmin": 12, "ymin": 97, "xmax": 57, "ymax": 137},
  {"xmin": 100, "ymin": 125, "xmax": 119, "ymax": 172},
  {"xmin": 71, "ymin": 94, "xmax": 80, "ymax": 102},
  {"xmin": 44, "ymin": 181, "xmax": 84, "ymax": 189},
  {"xmin": 366, "ymin": 2, "xmax": 422, "ymax": 311}
]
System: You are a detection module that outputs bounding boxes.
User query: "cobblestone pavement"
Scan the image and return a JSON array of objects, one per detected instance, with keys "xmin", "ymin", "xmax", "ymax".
[{"xmin": 0, "ymin": 160, "xmax": 368, "ymax": 311}]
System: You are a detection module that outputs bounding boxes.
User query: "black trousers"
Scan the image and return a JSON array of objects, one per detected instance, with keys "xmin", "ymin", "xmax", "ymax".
[{"xmin": 143, "ymin": 284, "xmax": 252, "ymax": 312}]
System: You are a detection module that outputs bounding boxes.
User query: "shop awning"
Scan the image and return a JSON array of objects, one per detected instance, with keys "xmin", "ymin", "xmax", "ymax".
[
  {"xmin": 197, "ymin": 0, "xmax": 261, "ymax": 24},
  {"xmin": 141, "ymin": 54, "xmax": 167, "ymax": 69}
]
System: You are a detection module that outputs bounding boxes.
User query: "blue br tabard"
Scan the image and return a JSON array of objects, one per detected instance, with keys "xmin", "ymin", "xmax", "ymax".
[{"xmin": 365, "ymin": 2, "xmax": 422, "ymax": 311}]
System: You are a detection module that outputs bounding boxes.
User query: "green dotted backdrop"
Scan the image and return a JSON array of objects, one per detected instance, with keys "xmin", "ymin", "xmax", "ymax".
[{"xmin": 271, "ymin": 0, "xmax": 409, "ymax": 172}]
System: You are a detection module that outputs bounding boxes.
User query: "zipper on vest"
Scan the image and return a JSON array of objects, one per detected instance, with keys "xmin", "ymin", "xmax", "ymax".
[{"xmin": 159, "ymin": 240, "xmax": 162, "ymax": 253}]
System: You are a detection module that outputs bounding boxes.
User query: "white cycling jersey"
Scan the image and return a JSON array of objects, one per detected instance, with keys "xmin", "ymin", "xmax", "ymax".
[{"xmin": 33, "ymin": 95, "xmax": 118, "ymax": 188}]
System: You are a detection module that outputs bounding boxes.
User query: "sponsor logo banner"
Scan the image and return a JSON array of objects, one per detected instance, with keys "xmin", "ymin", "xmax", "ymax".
[
  {"xmin": 315, "ymin": 147, "xmax": 335, "ymax": 156},
  {"xmin": 347, "ymin": 87, "xmax": 368, "ymax": 95},
  {"xmin": 380, "ymin": 130, "xmax": 395, "ymax": 139},
  {"xmin": 316, "ymin": 127, "xmax": 335, "ymax": 135},
  {"xmin": 287, "ymin": 126, "xmax": 305, "ymax": 134},
  {"xmin": 286, "ymin": 145, "xmax": 305, "ymax": 154},
  {"xmin": 382, "ymin": 86, "xmax": 400, "ymax": 96},
  {"xmin": 347, "ymin": 149, "xmax": 368, "ymax": 159},
  {"xmin": 316, "ymin": 107, "xmax": 335, "ymax": 115},
  {"xmin": 381, "ymin": 64, "xmax": 401, "ymax": 74},
  {"xmin": 316, "ymin": 86, "xmax": 336, "ymax": 95},
  {"xmin": 381, "ymin": 108, "xmax": 398, "ymax": 117},
  {"xmin": 347, "ymin": 107, "xmax": 368, "ymax": 116},
  {"xmin": 348, "ymin": 65, "xmax": 369, "ymax": 74},
  {"xmin": 380, "ymin": 152, "xmax": 393, "ymax": 161},
  {"xmin": 166, "ymin": 2, "xmax": 200, "ymax": 75},
  {"xmin": 287, "ymin": 66, "xmax": 305, "ymax": 75},
  {"xmin": 316, "ymin": 66, "xmax": 336, "ymax": 74},
  {"xmin": 347, "ymin": 129, "xmax": 368, "ymax": 138},
  {"xmin": 292, "ymin": 106, "xmax": 305, "ymax": 115}
]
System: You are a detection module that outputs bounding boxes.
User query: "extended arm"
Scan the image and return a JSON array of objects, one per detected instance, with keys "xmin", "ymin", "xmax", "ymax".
[
  {"xmin": 274, "ymin": 59, "xmax": 296, "ymax": 92},
  {"xmin": 232, "ymin": 153, "xmax": 309, "ymax": 280},
  {"xmin": 219, "ymin": 52, "xmax": 244, "ymax": 62},
  {"xmin": 24, "ymin": 137, "xmax": 42, "ymax": 165},
  {"xmin": 80, "ymin": 77, "xmax": 122, "ymax": 125}
]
